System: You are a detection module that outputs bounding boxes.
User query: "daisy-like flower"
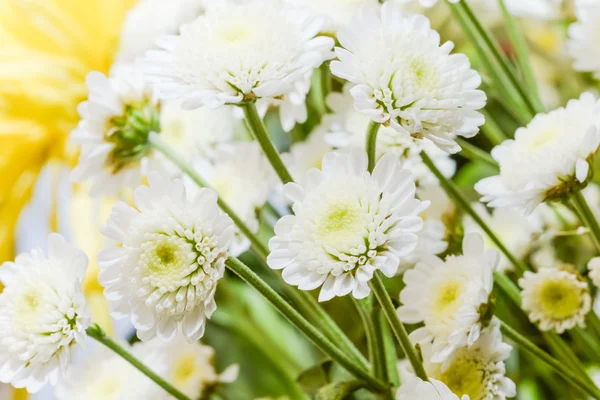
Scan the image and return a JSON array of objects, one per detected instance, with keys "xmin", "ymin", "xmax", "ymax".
[
  {"xmin": 288, "ymin": 0, "xmax": 379, "ymax": 34},
  {"xmin": 282, "ymin": 128, "xmax": 334, "ymax": 181},
  {"xmin": 55, "ymin": 341, "xmax": 165, "ymax": 400},
  {"xmin": 519, "ymin": 266, "xmax": 592, "ymax": 333},
  {"xmin": 463, "ymin": 203, "xmax": 542, "ymax": 272},
  {"xmin": 401, "ymin": 319, "xmax": 516, "ymax": 400},
  {"xmin": 396, "ymin": 377, "xmax": 469, "ymax": 400},
  {"xmin": 330, "ymin": 2, "xmax": 486, "ymax": 153},
  {"xmin": 142, "ymin": 0, "xmax": 334, "ymax": 108},
  {"xmin": 71, "ymin": 66, "xmax": 161, "ymax": 196},
  {"xmin": 191, "ymin": 142, "xmax": 272, "ymax": 256},
  {"xmin": 98, "ymin": 172, "xmax": 234, "ymax": 342},
  {"xmin": 115, "ymin": 0, "xmax": 205, "ymax": 63},
  {"xmin": 588, "ymin": 257, "xmax": 600, "ymax": 289},
  {"xmin": 0, "ymin": 234, "xmax": 90, "ymax": 393},
  {"xmin": 568, "ymin": 2, "xmax": 600, "ymax": 79},
  {"xmin": 267, "ymin": 149, "xmax": 424, "ymax": 302},
  {"xmin": 397, "ymin": 233, "xmax": 497, "ymax": 362},
  {"xmin": 476, "ymin": 93, "xmax": 600, "ymax": 214},
  {"xmin": 324, "ymin": 83, "xmax": 456, "ymax": 186}
]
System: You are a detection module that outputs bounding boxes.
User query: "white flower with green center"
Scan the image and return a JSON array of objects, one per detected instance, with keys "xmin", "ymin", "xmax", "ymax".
[
  {"xmin": 98, "ymin": 172, "xmax": 234, "ymax": 342},
  {"xmin": 330, "ymin": 2, "xmax": 486, "ymax": 153},
  {"xmin": 268, "ymin": 149, "xmax": 424, "ymax": 301},
  {"xmin": 397, "ymin": 233, "xmax": 498, "ymax": 362},
  {"xmin": 0, "ymin": 234, "xmax": 90, "ymax": 393},
  {"xmin": 396, "ymin": 377, "xmax": 469, "ymax": 400},
  {"xmin": 519, "ymin": 267, "xmax": 591, "ymax": 333},
  {"xmin": 71, "ymin": 65, "xmax": 162, "ymax": 196},
  {"xmin": 476, "ymin": 93, "xmax": 600, "ymax": 214},
  {"xmin": 191, "ymin": 142, "xmax": 273, "ymax": 256},
  {"xmin": 568, "ymin": 2, "xmax": 600, "ymax": 79},
  {"xmin": 141, "ymin": 0, "xmax": 334, "ymax": 108}
]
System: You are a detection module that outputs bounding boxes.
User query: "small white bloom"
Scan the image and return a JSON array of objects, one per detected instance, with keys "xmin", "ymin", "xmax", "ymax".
[
  {"xmin": 568, "ymin": 3, "xmax": 600, "ymax": 79},
  {"xmin": 288, "ymin": 0, "xmax": 379, "ymax": 34},
  {"xmin": 142, "ymin": 0, "xmax": 334, "ymax": 108},
  {"xmin": 191, "ymin": 142, "xmax": 272, "ymax": 256},
  {"xmin": 589, "ymin": 257, "xmax": 600, "ymax": 289},
  {"xmin": 116, "ymin": 0, "xmax": 205, "ymax": 63},
  {"xmin": 71, "ymin": 66, "xmax": 161, "ymax": 196},
  {"xmin": 98, "ymin": 172, "xmax": 234, "ymax": 342},
  {"xmin": 463, "ymin": 203, "xmax": 542, "ymax": 272},
  {"xmin": 476, "ymin": 93, "xmax": 600, "ymax": 214},
  {"xmin": 282, "ymin": 128, "xmax": 334, "ymax": 181},
  {"xmin": 330, "ymin": 3, "xmax": 486, "ymax": 153},
  {"xmin": 0, "ymin": 234, "xmax": 90, "ymax": 393},
  {"xmin": 396, "ymin": 377, "xmax": 469, "ymax": 400},
  {"xmin": 397, "ymin": 233, "xmax": 497, "ymax": 362},
  {"xmin": 519, "ymin": 267, "xmax": 592, "ymax": 333},
  {"xmin": 268, "ymin": 149, "xmax": 424, "ymax": 301}
]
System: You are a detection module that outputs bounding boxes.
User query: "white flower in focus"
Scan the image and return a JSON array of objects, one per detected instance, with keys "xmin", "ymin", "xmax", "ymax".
[
  {"xmin": 589, "ymin": 257, "xmax": 600, "ymax": 289},
  {"xmin": 289, "ymin": 0, "xmax": 379, "ymax": 34},
  {"xmin": 142, "ymin": 1, "xmax": 334, "ymax": 108},
  {"xmin": 54, "ymin": 342, "xmax": 164, "ymax": 400},
  {"xmin": 519, "ymin": 267, "xmax": 591, "ymax": 333},
  {"xmin": 98, "ymin": 173, "xmax": 234, "ymax": 341},
  {"xmin": 568, "ymin": 4, "xmax": 600, "ymax": 79},
  {"xmin": 192, "ymin": 142, "xmax": 272, "ymax": 256},
  {"xmin": 463, "ymin": 203, "xmax": 542, "ymax": 272},
  {"xmin": 282, "ymin": 128, "xmax": 334, "ymax": 181},
  {"xmin": 116, "ymin": 0, "xmax": 205, "ymax": 63},
  {"xmin": 476, "ymin": 93, "xmax": 600, "ymax": 214},
  {"xmin": 71, "ymin": 67, "xmax": 161, "ymax": 196},
  {"xmin": 324, "ymin": 84, "xmax": 456, "ymax": 186},
  {"xmin": 268, "ymin": 149, "xmax": 424, "ymax": 301},
  {"xmin": 397, "ymin": 233, "xmax": 497, "ymax": 362},
  {"xmin": 330, "ymin": 3, "xmax": 486, "ymax": 153},
  {"xmin": 0, "ymin": 234, "xmax": 90, "ymax": 393},
  {"xmin": 396, "ymin": 377, "xmax": 469, "ymax": 400}
]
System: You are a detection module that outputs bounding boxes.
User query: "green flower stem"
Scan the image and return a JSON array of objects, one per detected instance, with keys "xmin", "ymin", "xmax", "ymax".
[
  {"xmin": 351, "ymin": 298, "xmax": 381, "ymax": 378},
  {"xmin": 455, "ymin": 138, "xmax": 499, "ymax": 169},
  {"xmin": 86, "ymin": 324, "xmax": 191, "ymax": 400},
  {"xmin": 379, "ymin": 310, "xmax": 400, "ymax": 388},
  {"xmin": 420, "ymin": 151, "xmax": 529, "ymax": 273},
  {"xmin": 588, "ymin": 312, "xmax": 600, "ymax": 342},
  {"xmin": 150, "ymin": 132, "xmax": 369, "ymax": 371},
  {"xmin": 571, "ymin": 190, "xmax": 600, "ymax": 252},
  {"xmin": 369, "ymin": 273, "xmax": 428, "ymax": 381},
  {"xmin": 481, "ymin": 110, "xmax": 508, "ymax": 145},
  {"xmin": 241, "ymin": 102, "xmax": 294, "ymax": 184},
  {"xmin": 500, "ymin": 321, "xmax": 600, "ymax": 400},
  {"xmin": 366, "ymin": 122, "xmax": 381, "ymax": 173},
  {"xmin": 225, "ymin": 257, "xmax": 387, "ymax": 392}
]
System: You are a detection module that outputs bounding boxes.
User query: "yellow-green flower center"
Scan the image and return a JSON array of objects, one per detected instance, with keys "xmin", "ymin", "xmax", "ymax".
[
  {"xmin": 438, "ymin": 355, "xmax": 486, "ymax": 400},
  {"xmin": 142, "ymin": 236, "xmax": 196, "ymax": 289},
  {"xmin": 433, "ymin": 279, "xmax": 465, "ymax": 319},
  {"xmin": 314, "ymin": 199, "xmax": 366, "ymax": 248},
  {"xmin": 172, "ymin": 354, "xmax": 197, "ymax": 384},
  {"xmin": 537, "ymin": 279, "xmax": 583, "ymax": 320}
]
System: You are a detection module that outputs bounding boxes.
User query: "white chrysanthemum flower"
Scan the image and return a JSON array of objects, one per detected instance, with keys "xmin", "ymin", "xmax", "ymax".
[
  {"xmin": 330, "ymin": 3, "xmax": 486, "ymax": 153},
  {"xmin": 283, "ymin": 128, "xmax": 334, "ymax": 181},
  {"xmin": 568, "ymin": 4, "xmax": 600, "ymax": 79},
  {"xmin": 289, "ymin": 0, "xmax": 379, "ymax": 34},
  {"xmin": 55, "ymin": 342, "xmax": 164, "ymax": 400},
  {"xmin": 399, "ymin": 219, "xmax": 448, "ymax": 272},
  {"xmin": 520, "ymin": 267, "xmax": 591, "ymax": 333},
  {"xmin": 148, "ymin": 335, "xmax": 238, "ymax": 398},
  {"xmin": 142, "ymin": 1, "xmax": 334, "ymax": 108},
  {"xmin": 191, "ymin": 142, "xmax": 272, "ymax": 256},
  {"xmin": 116, "ymin": 0, "xmax": 205, "ymax": 63},
  {"xmin": 0, "ymin": 234, "xmax": 90, "ymax": 393},
  {"xmin": 324, "ymin": 84, "xmax": 456, "ymax": 186},
  {"xmin": 397, "ymin": 233, "xmax": 497, "ymax": 362},
  {"xmin": 268, "ymin": 149, "xmax": 424, "ymax": 301},
  {"xmin": 396, "ymin": 377, "xmax": 469, "ymax": 400},
  {"xmin": 401, "ymin": 319, "xmax": 516, "ymax": 400},
  {"xmin": 98, "ymin": 173, "xmax": 234, "ymax": 342},
  {"xmin": 589, "ymin": 257, "xmax": 600, "ymax": 289},
  {"xmin": 463, "ymin": 204, "xmax": 542, "ymax": 272},
  {"xmin": 71, "ymin": 66, "xmax": 161, "ymax": 196},
  {"xmin": 476, "ymin": 93, "xmax": 600, "ymax": 214}
]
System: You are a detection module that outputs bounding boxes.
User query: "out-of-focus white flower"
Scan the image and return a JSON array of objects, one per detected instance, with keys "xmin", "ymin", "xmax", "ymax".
[
  {"xmin": 142, "ymin": 1, "xmax": 334, "ymax": 108},
  {"xmin": 288, "ymin": 0, "xmax": 379, "ymax": 34},
  {"xmin": 268, "ymin": 149, "xmax": 424, "ymax": 301},
  {"xmin": 505, "ymin": 0, "xmax": 565, "ymax": 21},
  {"xmin": 71, "ymin": 67, "xmax": 161, "ymax": 196},
  {"xmin": 116, "ymin": 0, "xmax": 205, "ymax": 63},
  {"xmin": 396, "ymin": 377, "xmax": 469, "ymax": 400},
  {"xmin": 98, "ymin": 173, "xmax": 234, "ymax": 342},
  {"xmin": 282, "ymin": 128, "xmax": 334, "ymax": 181},
  {"xmin": 55, "ymin": 342, "xmax": 164, "ymax": 400},
  {"xmin": 0, "ymin": 234, "xmax": 90, "ymax": 393},
  {"xmin": 568, "ymin": 3, "xmax": 600, "ymax": 79},
  {"xmin": 519, "ymin": 267, "xmax": 591, "ymax": 333},
  {"xmin": 476, "ymin": 93, "xmax": 600, "ymax": 214},
  {"xmin": 324, "ymin": 84, "xmax": 456, "ymax": 186},
  {"xmin": 191, "ymin": 142, "xmax": 272, "ymax": 256},
  {"xmin": 397, "ymin": 233, "xmax": 497, "ymax": 362},
  {"xmin": 330, "ymin": 3, "xmax": 486, "ymax": 153},
  {"xmin": 395, "ymin": 0, "xmax": 459, "ymax": 8},
  {"xmin": 463, "ymin": 203, "xmax": 542, "ymax": 272},
  {"xmin": 589, "ymin": 257, "xmax": 600, "ymax": 289}
]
